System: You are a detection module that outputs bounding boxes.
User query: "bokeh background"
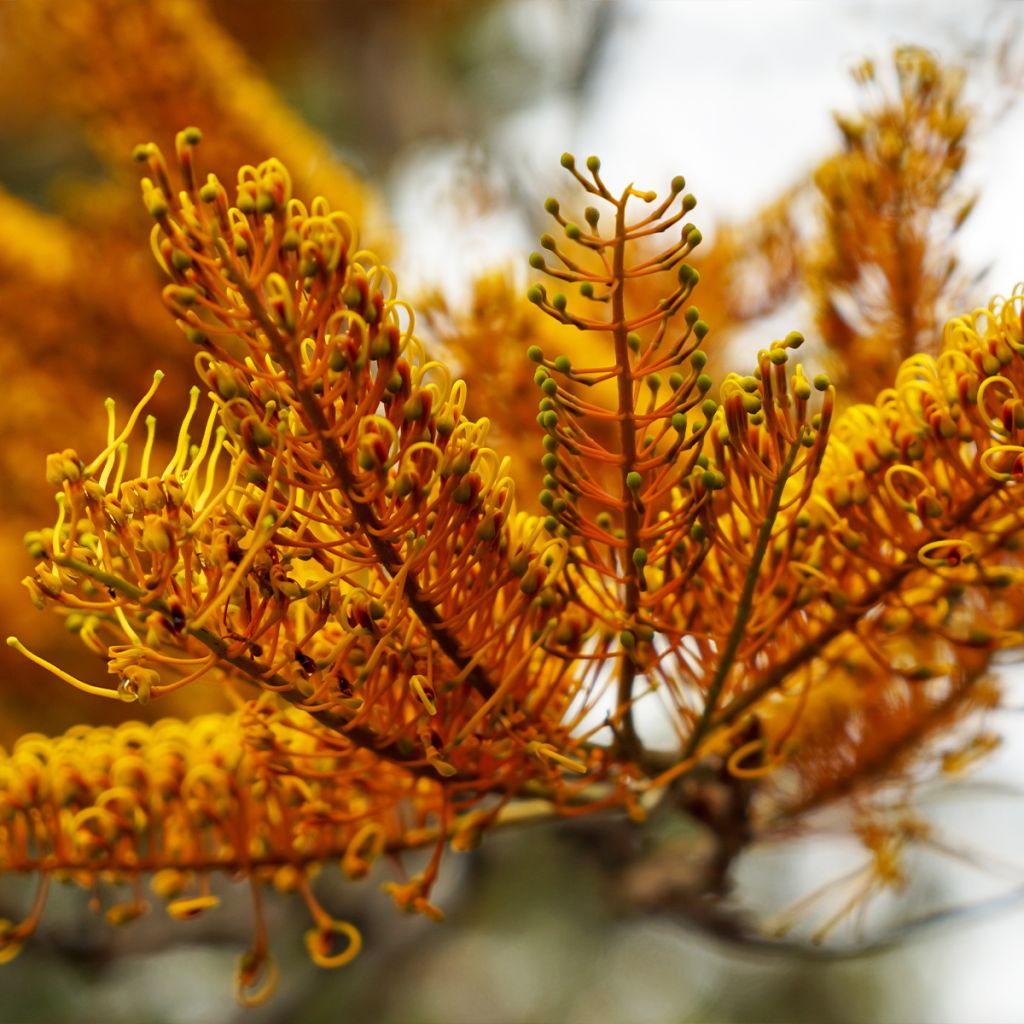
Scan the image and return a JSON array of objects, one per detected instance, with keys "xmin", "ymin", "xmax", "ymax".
[{"xmin": 1, "ymin": 1, "xmax": 1023, "ymax": 1021}]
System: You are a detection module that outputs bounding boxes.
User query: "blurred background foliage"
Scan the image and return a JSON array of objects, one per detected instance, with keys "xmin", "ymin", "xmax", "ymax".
[{"xmin": 1, "ymin": 1, "xmax": 1023, "ymax": 1021}]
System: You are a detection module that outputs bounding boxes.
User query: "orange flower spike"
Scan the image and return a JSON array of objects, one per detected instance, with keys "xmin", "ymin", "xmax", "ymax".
[
  {"xmin": 12, "ymin": 119, "xmax": 1024, "ymax": 998},
  {"xmin": 731, "ymin": 290, "xmax": 1024, "ymax": 831},
  {"xmin": 0, "ymin": 706, "xmax": 460, "ymax": 977},
  {"xmin": 14, "ymin": 133, "xmax": 619, "ymax": 797},
  {"xmin": 809, "ymin": 48, "xmax": 974, "ymax": 402}
]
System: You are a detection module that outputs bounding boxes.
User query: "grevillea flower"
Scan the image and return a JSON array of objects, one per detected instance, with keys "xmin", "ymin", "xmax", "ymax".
[
  {"xmin": 420, "ymin": 191, "xmax": 801, "ymax": 509},
  {"xmin": 523, "ymin": 153, "xmax": 833, "ymax": 762},
  {"xmin": 7, "ymin": 134, "xmax": 639, "ymax": 999},
  {"xmin": 15, "ymin": 130, "xmax": 628, "ymax": 787},
  {"xmin": 808, "ymin": 47, "xmax": 974, "ymax": 402},
  {"xmin": 0, "ymin": 699, "xmax": 460, "ymax": 1002},
  {"xmin": 7, "ymin": 126, "xmax": 1024, "ymax": 1001}
]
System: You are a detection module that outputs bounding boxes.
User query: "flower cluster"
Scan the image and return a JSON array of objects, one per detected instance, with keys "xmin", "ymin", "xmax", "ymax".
[
  {"xmin": 524, "ymin": 155, "xmax": 833, "ymax": 759},
  {"xmin": 18, "ymin": 130, "xmax": 622, "ymax": 788},
  {"xmin": 0, "ymin": 700, "xmax": 457, "ymax": 1003},
  {"xmin": 808, "ymin": 47, "xmax": 974, "ymax": 402},
  {"xmin": 6, "ymin": 124, "xmax": 1024, "ymax": 999}
]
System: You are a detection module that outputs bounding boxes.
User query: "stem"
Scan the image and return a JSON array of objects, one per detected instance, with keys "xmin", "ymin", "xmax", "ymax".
[
  {"xmin": 611, "ymin": 190, "xmax": 643, "ymax": 759},
  {"xmin": 682, "ymin": 435, "xmax": 803, "ymax": 759}
]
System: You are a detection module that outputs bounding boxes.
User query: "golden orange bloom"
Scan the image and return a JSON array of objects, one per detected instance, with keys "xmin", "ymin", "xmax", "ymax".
[
  {"xmin": 0, "ymin": 701, "xmax": 459, "ymax": 1002},
  {"xmin": 6, "ymin": 125, "xmax": 1024, "ymax": 1001},
  {"xmin": 808, "ymin": 47, "xmax": 974, "ymax": 402}
]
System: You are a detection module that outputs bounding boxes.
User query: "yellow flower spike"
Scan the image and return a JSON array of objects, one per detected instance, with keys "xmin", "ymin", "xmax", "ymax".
[
  {"xmin": 11, "ymin": 121, "xmax": 1024, "ymax": 1002},
  {"xmin": 304, "ymin": 920, "xmax": 362, "ymax": 969}
]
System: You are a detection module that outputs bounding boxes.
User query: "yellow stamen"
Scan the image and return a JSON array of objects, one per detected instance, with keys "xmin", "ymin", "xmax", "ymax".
[
  {"xmin": 6, "ymin": 637, "xmax": 118, "ymax": 700},
  {"xmin": 164, "ymin": 385, "xmax": 200, "ymax": 479},
  {"xmin": 139, "ymin": 415, "xmax": 157, "ymax": 478},
  {"xmin": 181, "ymin": 402, "xmax": 220, "ymax": 495},
  {"xmin": 111, "ymin": 443, "xmax": 130, "ymax": 494},
  {"xmin": 88, "ymin": 372, "xmax": 165, "ymax": 478}
]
